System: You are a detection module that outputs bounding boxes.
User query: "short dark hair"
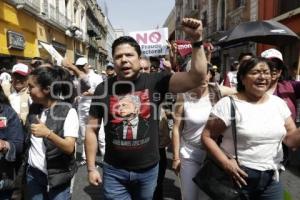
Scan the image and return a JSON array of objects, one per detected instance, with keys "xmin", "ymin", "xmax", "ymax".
[
  {"xmin": 112, "ymin": 36, "xmax": 141, "ymax": 57},
  {"xmin": 236, "ymin": 57, "xmax": 272, "ymax": 92},
  {"xmin": 238, "ymin": 52, "xmax": 254, "ymax": 62}
]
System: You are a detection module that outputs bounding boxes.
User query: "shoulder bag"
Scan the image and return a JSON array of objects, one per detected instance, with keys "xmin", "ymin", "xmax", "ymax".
[{"xmin": 193, "ymin": 96, "xmax": 244, "ymax": 200}]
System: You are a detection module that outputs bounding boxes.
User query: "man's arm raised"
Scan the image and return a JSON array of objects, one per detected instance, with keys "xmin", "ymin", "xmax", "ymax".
[
  {"xmin": 85, "ymin": 116, "xmax": 102, "ymax": 186},
  {"xmin": 169, "ymin": 18, "xmax": 207, "ymax": 93}
]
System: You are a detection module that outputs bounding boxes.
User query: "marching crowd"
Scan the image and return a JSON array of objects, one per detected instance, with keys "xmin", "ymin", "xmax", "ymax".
[{"xmin": 0, "ymin": 17, "xmax": 300, "ymax": 200}]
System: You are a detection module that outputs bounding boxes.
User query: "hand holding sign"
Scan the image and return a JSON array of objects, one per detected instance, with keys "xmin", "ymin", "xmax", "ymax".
[{"xmin": 181, "ymin": 18, "xmax": 203, "ymax": 42}]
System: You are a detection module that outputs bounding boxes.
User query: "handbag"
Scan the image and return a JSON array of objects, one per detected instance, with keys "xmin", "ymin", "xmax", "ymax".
[{"xmin": 193, "ymin": 96, "xmax": 243, "ymax": 200}]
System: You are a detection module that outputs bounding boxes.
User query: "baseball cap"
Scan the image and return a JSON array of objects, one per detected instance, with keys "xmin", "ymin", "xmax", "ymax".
[
  {"xmin": 75, "ymin": 57, "xmax": 88, "ymax": 66},
  {"xmin": 12, "ymin": 63, "xmax": 30, "ymax": 76},
  {"xmin": 261, "ymin": 48, "xmax": 283, "ymax": 62}
]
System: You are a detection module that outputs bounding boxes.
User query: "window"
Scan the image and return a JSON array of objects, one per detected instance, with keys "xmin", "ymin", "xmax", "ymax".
[
  {"xmin": 202, "ymin": 11, "xmax": 207, "ymax": 27},
  {"xmin": 73, "ymin": 1, "xmax": 78, "ymax": 24},
  {"xmin": 65, "ymin": 0, "xmax": 68, "ymax": 17},
  {"xmin": 235, "ymin": 0, "xmax": 244, "ymax": 8},
  {"xmin": 42, "ymin": 0, "xmax": 48, "ymax": 15},
  {"xmin": 80, "ymin": 9, "xmax": 85, "ymax": 27}
]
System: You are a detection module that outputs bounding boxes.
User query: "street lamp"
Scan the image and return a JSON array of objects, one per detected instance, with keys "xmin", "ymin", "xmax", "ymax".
[
  {"xmin": 65, "ymin": 26, "xmax": 83, "ymax": 39},
  {"xmin": 65, "ymin": 25, "xmax": 83, "ymax": 61}
]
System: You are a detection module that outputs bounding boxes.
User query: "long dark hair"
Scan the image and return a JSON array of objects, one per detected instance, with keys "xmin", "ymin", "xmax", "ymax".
[{"xmin": 30, "ymin": 66, "xmax": 75, "ymax": 103}]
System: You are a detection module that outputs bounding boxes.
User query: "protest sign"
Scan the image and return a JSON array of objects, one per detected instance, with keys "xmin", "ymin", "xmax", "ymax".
[
  {"xmin": 129, "ymin": 28, "xmax": 168, "ymax": 57},
  {"xmin": 39, "ymin": 41, "xmax": 63, "ymax": 66},
  {"xmin": 176, "ymin": 40, "xmax": 192, "ymax": 57}
]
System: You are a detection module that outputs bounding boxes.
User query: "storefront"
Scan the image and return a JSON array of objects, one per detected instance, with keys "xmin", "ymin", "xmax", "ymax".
[{"xmin": 0, "ymin": 1, "xmax": 38, "ymax": 68}]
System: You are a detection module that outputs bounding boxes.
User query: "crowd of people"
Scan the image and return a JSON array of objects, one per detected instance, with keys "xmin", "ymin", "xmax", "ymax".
[{"xmin": 0, "ymin": 17, "xmax": 300, "ymax": 200}]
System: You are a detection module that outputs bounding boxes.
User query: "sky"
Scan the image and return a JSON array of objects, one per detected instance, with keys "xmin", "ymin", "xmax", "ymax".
[{"xmin": 101, "ymin": 0, "xmax": 175, "ymax": 34}]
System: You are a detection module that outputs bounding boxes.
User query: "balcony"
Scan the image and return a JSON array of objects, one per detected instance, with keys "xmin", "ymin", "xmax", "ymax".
[
  {"xmin": 47, "ymin": 4, "xmax": 72, "ymax": 29},
  {"xmin": 15, "ymin": 0, "xmax": 40, "ymax": 14}
]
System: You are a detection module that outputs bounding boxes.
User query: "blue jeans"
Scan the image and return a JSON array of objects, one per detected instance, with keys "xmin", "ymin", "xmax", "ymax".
[
  {"xmin": 26, "ymin": 166, "xmax": 71, "ymax": 200},
  {"xmin": 241, "ymin": 167, "xmax": 283, "ymax": 200},
  {"xmin": 103, "ymin": 162, "xmax": 159, "ymax": 200},
  {"xmin": 0, "ymin": 190, "xmax": 13, "ymax": 200}
]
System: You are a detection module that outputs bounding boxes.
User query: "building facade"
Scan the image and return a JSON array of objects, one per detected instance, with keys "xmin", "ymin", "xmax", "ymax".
[
  {"xmin": 1, "ymin": 0, "xmax": 107, "ymax": 70},
  {"xmin": 258, "ymin": 0, "xmax": 300, "ymax": 67},
  {"xmin": 163, "ymin": 6, "xmax": 176, "ymax": 41},
  {"xmin": 86, "ymin": 0, "xmax": 107, "ymax": 72},
  {"xmin": 1, "ymin": 0, "xmax": 40, "ymax": 68},
  {"xmin": 173, "ymin": 0, "xmax": 258, "ymax": 72},
  {"xmin": 169, "ymin": 0, "xmax": 300, "ymax": 73},
  {"xmin": 105, "ymin": 18, "xmax": 117, "ymax": 62}
]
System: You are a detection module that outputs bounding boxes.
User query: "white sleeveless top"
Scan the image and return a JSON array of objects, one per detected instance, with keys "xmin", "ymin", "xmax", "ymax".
[{"xmin": 180, "ymin": 93, "xmax": 212, "ymax": 162}]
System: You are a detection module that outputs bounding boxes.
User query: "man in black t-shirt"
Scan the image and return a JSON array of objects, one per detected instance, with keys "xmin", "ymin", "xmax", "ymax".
[{"xmin": 85, "ymin": 17, "xmax": 207, "ymax": 200}]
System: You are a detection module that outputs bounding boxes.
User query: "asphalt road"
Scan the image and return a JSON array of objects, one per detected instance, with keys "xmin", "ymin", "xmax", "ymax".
[
  {"xmin": 72, "ymin": 145, "xmax": 300, "ymax": 200},
  {"xmin": 71, "ymin": 146, "xmax": 182, "ymax": 200}
]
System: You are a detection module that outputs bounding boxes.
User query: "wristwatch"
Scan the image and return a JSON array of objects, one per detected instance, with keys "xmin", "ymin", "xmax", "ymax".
[{"xmin": 192, "ymin": 40, "xmax": 203, "ymax": 48}]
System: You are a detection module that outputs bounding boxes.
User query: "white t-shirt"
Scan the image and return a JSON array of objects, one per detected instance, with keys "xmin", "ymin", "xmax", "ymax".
[
  {"xmin": 180, "ymin": 93, "xmax": 211, "ymax": 162},
  {"xmin": 227, "ymin": 71, "xmax": 237, "ymax": 88},
  {"xmin": 28, "ymin": 108, "xmax": 79, "ymax": 174},
  {"xmin": 211, "ymin": 95, "xmax": 291, "ymax": 171},
  {"xmin": 78, "ymin": 70, "xmax": 103, "ymax": 114},
  {"xmin": 9, "ymin": 90, "xmax": 32, "ymax": 115}
]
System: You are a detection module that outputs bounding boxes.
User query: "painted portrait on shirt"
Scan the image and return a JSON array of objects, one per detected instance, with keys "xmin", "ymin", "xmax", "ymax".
[{"xmin": 109, "ymin": 89, "xmax": 151, "ymax": 149}]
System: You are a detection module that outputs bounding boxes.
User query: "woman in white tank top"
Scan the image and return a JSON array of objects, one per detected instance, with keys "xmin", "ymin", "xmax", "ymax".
[{"xmin": 172, "ymin": 67, "xmax": 235, "ymax": 200}]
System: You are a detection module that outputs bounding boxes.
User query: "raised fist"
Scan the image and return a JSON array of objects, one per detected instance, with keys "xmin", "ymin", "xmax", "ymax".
[{"xmin": 181, "ymin": 18, "xmax": 203, "ymax": 42}]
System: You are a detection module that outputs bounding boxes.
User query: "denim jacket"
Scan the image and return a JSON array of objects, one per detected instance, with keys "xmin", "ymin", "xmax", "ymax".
[{"xmin": 0, "ymin": 103, "xmax": 24, "ymax": 182}]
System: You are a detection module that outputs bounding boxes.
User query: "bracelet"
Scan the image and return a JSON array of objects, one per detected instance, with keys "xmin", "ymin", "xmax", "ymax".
[
  {"xmin": 45, "ymin": 130, "xmax": 53, "ymax": 139},
  {"xmin": 172, "ymin": 158, "xmax": 180, "ymax": 161},
  {"xmin": 192, "ymin": 40, "xmax": 203, "ymax": 48}
]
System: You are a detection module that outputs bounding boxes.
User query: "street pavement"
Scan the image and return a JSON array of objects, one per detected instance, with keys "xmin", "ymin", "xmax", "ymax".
[
  {"xmin": 72, "ymin": 146, "xmax": 182, "ymax": 200},
  {"xmin": 72, "ymin": 144, "xmax": 300, "ymax": 200},
  {"xmin": 281, "ymin": 149, "xmax": 300, "ymax": 200}
]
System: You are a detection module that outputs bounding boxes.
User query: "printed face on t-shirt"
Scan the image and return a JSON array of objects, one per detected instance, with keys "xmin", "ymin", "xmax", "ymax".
[
  {"xmin": 109, "ymin": 90, "xmax": 151, "ymax": 148},
  {"xmin": 117, "ymin": 95, "xmax": 139, "ymax": 120}
]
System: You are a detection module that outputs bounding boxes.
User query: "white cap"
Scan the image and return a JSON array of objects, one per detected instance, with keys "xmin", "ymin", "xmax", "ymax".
[
  {"xmin": 261, "ymin": 48, "xmax": 283, "ymax": 62},
  {"xmin": 12, "ymin": 63, "xmax": 30, "ymax": 76},
  {"xmin": 75, "ymin": 57, "xmax": 88, "ymax": 66}
]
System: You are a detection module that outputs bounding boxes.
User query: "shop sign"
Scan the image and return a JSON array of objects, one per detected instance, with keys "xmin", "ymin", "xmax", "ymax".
[{"xmin": 7, "ymin": 31, "xmax": 25, "ymax": 50}]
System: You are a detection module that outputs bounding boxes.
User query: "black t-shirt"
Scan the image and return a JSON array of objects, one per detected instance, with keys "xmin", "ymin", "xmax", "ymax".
[{"xmin": 89, "ymin": 72, "xmax": 172, "ymax": 170}]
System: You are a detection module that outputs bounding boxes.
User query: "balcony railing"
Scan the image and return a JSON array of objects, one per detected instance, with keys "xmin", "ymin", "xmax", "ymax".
[
  {"xmin": 48, "ymin": 4, "xmax": 71, "ymax": 29},
  {"xmin": 16, "ymin": 0, "xmax": 40, "ymax": 13}
]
